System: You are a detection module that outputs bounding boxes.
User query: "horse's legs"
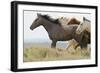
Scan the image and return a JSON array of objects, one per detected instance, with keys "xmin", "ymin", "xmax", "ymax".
[
  {"xmin": 51, "ymin": 40, "xmax": 57, "ymax": 48},
  {"xmin": 74, "ymin": 44, "xmax": 80, "ymax": 50}
]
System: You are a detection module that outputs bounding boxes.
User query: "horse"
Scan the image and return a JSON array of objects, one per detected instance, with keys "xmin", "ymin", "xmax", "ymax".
[
  {"xmin": 30, "ymin": 14, "xmax": 90, "ymax": 50},
  {"xmin": 76, "ymin": 17, "xmax": 91, "ymax": 34},
  {"xmin": 58, "ymin": 17, "xmax": 80, "ymax": 26}
]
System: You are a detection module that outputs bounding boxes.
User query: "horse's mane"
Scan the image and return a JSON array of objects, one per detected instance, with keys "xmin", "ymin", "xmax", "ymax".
[{"xmin": 41, "ymin": 15, "xmax": 61, "ymax": 26}]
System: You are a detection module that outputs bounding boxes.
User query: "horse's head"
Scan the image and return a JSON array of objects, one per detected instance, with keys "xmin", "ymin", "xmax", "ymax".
[
  {"xmin": 76, "ymin": 22, "xmax": 84, "ymax": 34},
  {"xmin": 30, "ymin": 13, "xmax": 42, "ymax": 30},
  {"xmin": 76, "ymin": 17, "xmax": 90, "ymax": 34}
]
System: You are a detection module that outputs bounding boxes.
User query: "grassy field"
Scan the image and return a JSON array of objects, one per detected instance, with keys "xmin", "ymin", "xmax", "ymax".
[{"xmin": 23, "ymin": 45, "xmax": 90, "ymax": 62}]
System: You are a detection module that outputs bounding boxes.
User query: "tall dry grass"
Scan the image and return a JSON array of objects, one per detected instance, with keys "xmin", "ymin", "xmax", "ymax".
[{"xmin": 24, "ymin": 46, "xmax": 90, "ymax": 62}]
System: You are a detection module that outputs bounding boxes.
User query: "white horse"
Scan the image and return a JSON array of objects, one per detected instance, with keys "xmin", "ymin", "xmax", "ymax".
[
  {"xmin": 75, "ymin": 17, "xmax": 91, "ymax": 54},
  {"xmin": 76, "ymin": 17, "xmax": 91, "ymax": 34}
]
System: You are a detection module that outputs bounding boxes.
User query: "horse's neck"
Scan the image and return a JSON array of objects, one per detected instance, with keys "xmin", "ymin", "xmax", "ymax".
[
  {"xmin": 42, "ymin": 21, "xmax": 51, "ymax": 32},
  {"xmin": 85, "ymin": 21, "xmax": 91, "ymax": 32},
  {"xmin": 42, "ymin": 18, "xmax": 59, "ymax": 32}
]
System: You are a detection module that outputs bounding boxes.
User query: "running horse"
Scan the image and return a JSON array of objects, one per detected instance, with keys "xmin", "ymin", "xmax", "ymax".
[{"xmin": 30, "ymin": 14, "xmax": 90, "ymax": 49}]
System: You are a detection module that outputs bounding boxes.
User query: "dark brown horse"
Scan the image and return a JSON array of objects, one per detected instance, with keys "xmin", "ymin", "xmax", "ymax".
[{"xmin": 30, "ymin": 14, "xmax": 90, "ymax": 49}]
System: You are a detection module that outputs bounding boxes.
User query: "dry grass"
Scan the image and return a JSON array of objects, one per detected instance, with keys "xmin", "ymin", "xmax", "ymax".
[{"xmin": 23, "ymin": 45, "xmax": 90, "ymax": 62}]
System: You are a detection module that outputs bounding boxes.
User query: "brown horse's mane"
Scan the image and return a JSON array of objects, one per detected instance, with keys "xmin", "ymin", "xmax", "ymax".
[{"xmin": 41, "ymin": 15, "xmax": 61, "ymax": 26}]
